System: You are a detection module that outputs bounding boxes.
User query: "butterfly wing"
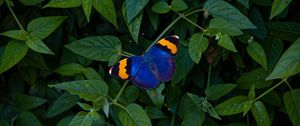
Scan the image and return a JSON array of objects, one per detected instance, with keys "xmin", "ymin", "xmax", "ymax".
[
  {"xmin": 146, "ymin": 35, "xmax": 179, "ymax": 81},
  {"xmin": 109, "ymin": 56, "xmax": 160, "ymax": 89}
]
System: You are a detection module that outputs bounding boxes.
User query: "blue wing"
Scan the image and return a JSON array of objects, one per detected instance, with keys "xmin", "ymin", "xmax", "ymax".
[
  {"xmin": 131, "ymin": 62, "xmax": 160, "ymax": 89},
  {"xmin": 145, "ymin": 35, "xmax": 179, "ymax": 81}
]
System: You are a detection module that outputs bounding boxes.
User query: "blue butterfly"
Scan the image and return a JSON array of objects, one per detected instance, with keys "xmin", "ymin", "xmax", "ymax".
[{"xmin": 109, "ymin": 35, "xmax": 179, "ymax": 88}]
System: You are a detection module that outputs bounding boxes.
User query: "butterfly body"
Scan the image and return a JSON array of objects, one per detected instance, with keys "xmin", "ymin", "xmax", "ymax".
[{"xmin": 109, "ymin": 35, "xmax": 179, "ymax": 88}]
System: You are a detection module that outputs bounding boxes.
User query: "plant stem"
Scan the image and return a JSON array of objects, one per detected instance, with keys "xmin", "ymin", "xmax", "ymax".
[
  {"xmin": 254, "ymin": 79, "xmax": 285, "ymax": 101},
  {"xmin": 5, "ymin": 0, "xmax": 25, "ymax": 31},
  {"xmin": 170, "ymin": 113, "xmax": 176, "ymax": 126},
  {"xmin": 122, "ymin": 51, "xmax": 135, "ymax": 56},
  {"xmin": 185, "ymin": 9, "xmax": 204, "ymax": 17},
  {"xmin": 181, "ymin": 16, "xmax": 205, "ymax": 31},
  {"xmin": 112, "ymin": 80, "xmax": 129, "ymax": 104},
  {"xmin": 206, "ymin": 63, "xmax": 212, "ymax": 88}
]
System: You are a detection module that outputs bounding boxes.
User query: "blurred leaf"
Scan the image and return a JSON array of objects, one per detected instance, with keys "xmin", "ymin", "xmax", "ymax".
[
  {"xmin": 206, "ymin": 18, "xmax": 243, "ymax": 36},
  {"xmin": 247, "ymin": 41, "xmax": 267, "ymax": 70},
  {"xmin": 65, "ymin": 36, "xmax": 121, "ymax": 61},
  {"xmin": 218, "ymin": 34, "xmax": 237, "ymax": 52},
  {"xmin": 16, "ymin": 112, "xmax": 42, "ymax": 126},
  {"xmin": 102, "ymin": 97, "xmax": 109, "ymax": 117},
  {"xmin": 93, "ymin": 0, "xmax": 118, "ymax": 28},
  {"xmin": 82, "ymin": 0, "xmax": 92, "ymax": 22},
  {"xmin": 236, "ymin": 68, "xmax": 273, "ymax": 89},
  {"xmin": 27, "ymin": 16, "xmax": 67, "ymax": 39},
  {"xmin": 181, "ymin": 93, "xmax": 206, "ymax": 126},
  {"xmin": 83, "ymin": 67, "xmax": 103, "ymax": 80},
  {"xmin": 151, "ymin": 1, "xmax": 170, "ymax": 14},
  {"xmin": 147, "ymin": 84, "xmax": 165, "ymax": 109},
  {"xmin": 0, "ymin": 40, "xmax": 28, "ymax": 73},
  {"xmin": 44, "ymin": 0, "xmax": 81, "ymax": 8},
  {"xmin": 119, "ymin": 103, "xmax": 152, "ymax": 126},
  {"xmin": 283, "ymin": 89, "xmax": 300, "ymax": 126},
  {"xmin": 188, "ymin": 32, "xmax": 208, "ymax": 63},
  {"xmin": 77, "ymin": 102, "xmax": 92, "ymax": 111},
  {"xmin": 205, "ymin": 83, "xmax": 236, "ymax": 101},
  {"xmin": 172, "ymin": 45, "xmax": 195, "ymax": 83},
  {"xmin": 237, "ymin": 0, "xmax": 249, "ymax": 9},
  {"xmin": 146, "ymin": 9, "xmax": 159, "ymax": 30},
  {"xmin": 49, "ymin": 80, "xmax": 108, "ymax": 101},
  {"xmin": 57, "ymin": 116, "xmax": 74, "ymax": 126},
  {"xmin": 26, "ymin": 35, "xmax": 54, "ymax": 55},
  {"xmin": 215, "ymin": 95, "xmax": 248, "ymax": 116},
  {"xmin": 266, "ymin": 22, "xmax": 300, "ymax": 42},
  {"xmin": 270, "ymin": 0, "xmax": 292, "ymax": 19},
  {"xmin": 47, "ymin": 93, "xmax": 80, "ymax": 118},
  {"xmin": 13, "ymin": 94, "xmax": 47, "ymax": 112},
  {"xmin": 19, "ymin": 0, "xmax": 44, "ymax": 6},
  {"xmin": 170, "ymin": 0, "xmax": 188, "ymax": 12},
  {"xmin": 18, "ymin": 63, "xmax": 37, "ymax": 86},
  {"xmin": 0, "ymin": 30, "xmax": 28, "ymax": 41},
  {"xmin": 263, "ymin": 38, "xmax": 283, "ymax": 71},
  {"xmin": 0, "ymin": 120, "xmax": 9, "ymax": 126},
  {"xmin": 69, "ymin": 112, "xmax": 93, "ymax": 126},
  {"xmin": 267, "ymin": 38, "xmax": 300, "ymax": 80},
  {"xmin": 261, "ymin": 90, "xmax": 282, "ymax": 107},
  {"xmin": 122, "ymin": 4, "xmax": 143, "ymax": 43},
  {"xmin": 203, "ymin": 0, "xmax": 256, "ymax": 29},
  {"xmin": 55, "ymin": 63, "xmax": 85, "ymax": 76},
  {"xmin": 125, "ymin": 0, "xmax": 149, "ymax": 23},
  {"xmin": 251, "ymin": 101, "xmax": 270, "ymax": 126}
]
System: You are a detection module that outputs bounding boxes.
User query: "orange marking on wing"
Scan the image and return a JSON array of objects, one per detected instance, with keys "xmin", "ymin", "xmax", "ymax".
[
  {"xmin": 118, "ymin": 58, "xmax": 129, "ymax": 79},
  {"xmin": 158, "ymin": 38, "xmax": 177, "ymax": 54}
]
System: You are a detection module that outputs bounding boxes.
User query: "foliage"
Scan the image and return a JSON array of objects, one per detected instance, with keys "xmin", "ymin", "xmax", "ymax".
[{"xmin": 0, "ymin": 0, "xmax": 300, "ymax": 125}]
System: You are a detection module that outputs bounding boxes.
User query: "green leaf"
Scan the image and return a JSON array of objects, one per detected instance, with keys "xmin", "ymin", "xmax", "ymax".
[
  {"xmin": 57, "ymin": 116, "xmax": 73, "ymax": 126},
  {"xmin": 16, "ymin": 112, "xmax": 42, "ymax": 126},
  {"xmin": 181, "ymin": 93, "xmax": 206, "ymax": 126},
  {"xmin": 243, "ymin": 100, "xmax": 253, "ymax": 116},
  {"xmin": 218, "ymin": 34, "xmax": 237, "ymax": 52},
  {"xmin": 44, "ymin": 0, "xmax": 81, "ymax": 8},
  {"xmin": 270, "ymin": 0, "xmax": 292, "ymax": 19},
  {"xmin": 125, "ymin": 0, "xmax": 149, "ymax": 23},
  {"xmin": 205, "ymin": 83, "xmax": 236, "ymax": 101},
  {"xmin": 119, "ymin": 103, "xmax": 152, "ymax": 126},
  {"xmin": 124, "ymin": 85, "xmax": 140, "ymax": 103},
  {"xmin": 206, "ymin": 18, "xmax": 243, "ymax": 36},
  {"xmin": 27, "ymin": 16, "xmax": 67, "ymax": 39},
  {"xmin": 267, "ymin": 38, "xmax": 300, "ymax": 80},
  {"xmin": 247, "ymin": 41, "xmax": 267, "ymax": 70},
  {"xmin": 18, "ymin": 63, "xmax": 37, "ymax": 86},
  {"xmin": 266, "ymin": 22, "xmax": 300, "ymax": 42},
  {"xmin": 237, "ymin": 0, "xmax": 249, "ymax": 9},
  {"xmin": 12, "ymin": 94, "xmax": 47, "ymax": 112},
  {"xmin": 83, "ymin": 67, "xmax": 103, "ymax": 80},
  {"xmin": 93, "ymin": 0, "xmax": 118, "ymax": 28},
  {"xmin": 0, "ymin": 30, "xmax": 28, "ymax": 41},
  {"xmin": 248, "ymin": 85, "xmax": 256, "ymax": 100},
  {"xmin": 215, "ymin": 95, "xmax": 249, "ymax": 116},
  {"xmin": 203, "ymin": 0, "xmax": 256, "ymax": 29},
  {"xmin": 172, "ymin": 45, "xmax": 195, "ymax": 84},
  {"xmin": 49, "ymin": 80, "xmax": 108, "ymax": 101},
  {"xmin": 248, "ymin": 8, "xmax": 267, "ymax": 39},
  {"xmin": 65, "ymin": 36, "xmax": 121, "ymax": 61},
  {"xmin": 151, "ymin": 1, "xmax": 170, "ymax": 14},
  {"xmin": 69, "ymin": 112, "xmax": 93, "ymax": 126},
  {"xmin": 188, "ymin": 33, "xmax": 208, "ymax": 63},
  {"xmin": 263, "ymin": 38, "xmax": 284, "ymax": 71},
  {"xmin": 251, "ymin": 101, "xmax": 271, "ymax": 126},
  {"xmin": 283, "ymin": 89, "xmax": 300, "ymax": 126},
  {"xmin": 77, "ymin": 102, "xmax": 92, "ymax": 111},
  {"xmin": 146, "ymin": 9, "xmax": 159, "ymax": 30},
  {"xmin": 170, "ymin": 0, "xmax": 188, "ymax": 12},
  {"xmin": 82, "ymin": 0, "xmax": 92, "ymax": 22},
  {"xmin": 19, "ymin": 0, "xmax": 44, "ymax": 6},
  {"xmin": 261, "ymin": 90, "xmax": 282, "ymax": 107},
  {"xmin": 147, "ymin": 84, "xmax": 165, "ymax": 109},
  {"xmin": 55, "ymin": 63, "xmax": 85, "ymax": 76},
  {"xmin": 145, "ymin": 106, "xmax": 167, "ymax": 119},
  {"xmin": 26, "ymin": 35, "xmax": 54, "ymax": 55},
  {"xmin": 47, "ymin": 93, "xmax": 80, "ymax": 118},
  {"xmin": 122, "ymin": 4, "xmax": 143, "ymax": 43},
  {"xmin": 236, "ymin": 68, "xmax": 273, "ymax": 89},
  {"xmin": 0, "ymin": 40, "xmax": 28, "ymax": 73}
]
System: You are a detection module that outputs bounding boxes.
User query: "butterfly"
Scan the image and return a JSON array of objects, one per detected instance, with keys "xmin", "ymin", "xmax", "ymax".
[{"xmin": 109, "ymin": 35, "xmax": 179, "ymax": 89}]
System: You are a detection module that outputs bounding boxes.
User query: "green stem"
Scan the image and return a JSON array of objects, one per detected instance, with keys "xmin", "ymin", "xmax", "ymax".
[
  {"xmin": 170, "ymin": 113, "xmax": 176, "ymax": 126},
  {"xmin": 111, "ymin": 102, "xmax": 127, "ymax": 110},
  {"xmin": 112, "ymin": 80, "xmax": 129, "ymax": 104},
  {"xmin": 284, "ymin": 79, "xmax": 293, "ymax": 92},
  {"xmin": 121, "ymin": 53, "xmax": 132, "ymax": 57},
  {"xmin": 185, "ymin": 9, "xmax": 204, "ymax": 17},
  {"xmin": 122, "ymin": 51, "xmax": 135, "ymax": 56},
  {"xmin": 254, "ymin": 79, "xmax": 286, "ymax": 101},
  {"xmin": 146, "ymin": 16, "xmax": 181, "ymax": 52},
  {"xmin": 181, "ymin": 16, "xmax": 205, "ymax": 31},
  {"xmin": 5, "ymin": 0, "xmax": 25, "ymax": 31},
  {"xmin": 206, "ymin": 63, "xmax": 212, "ymax": 88}
]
